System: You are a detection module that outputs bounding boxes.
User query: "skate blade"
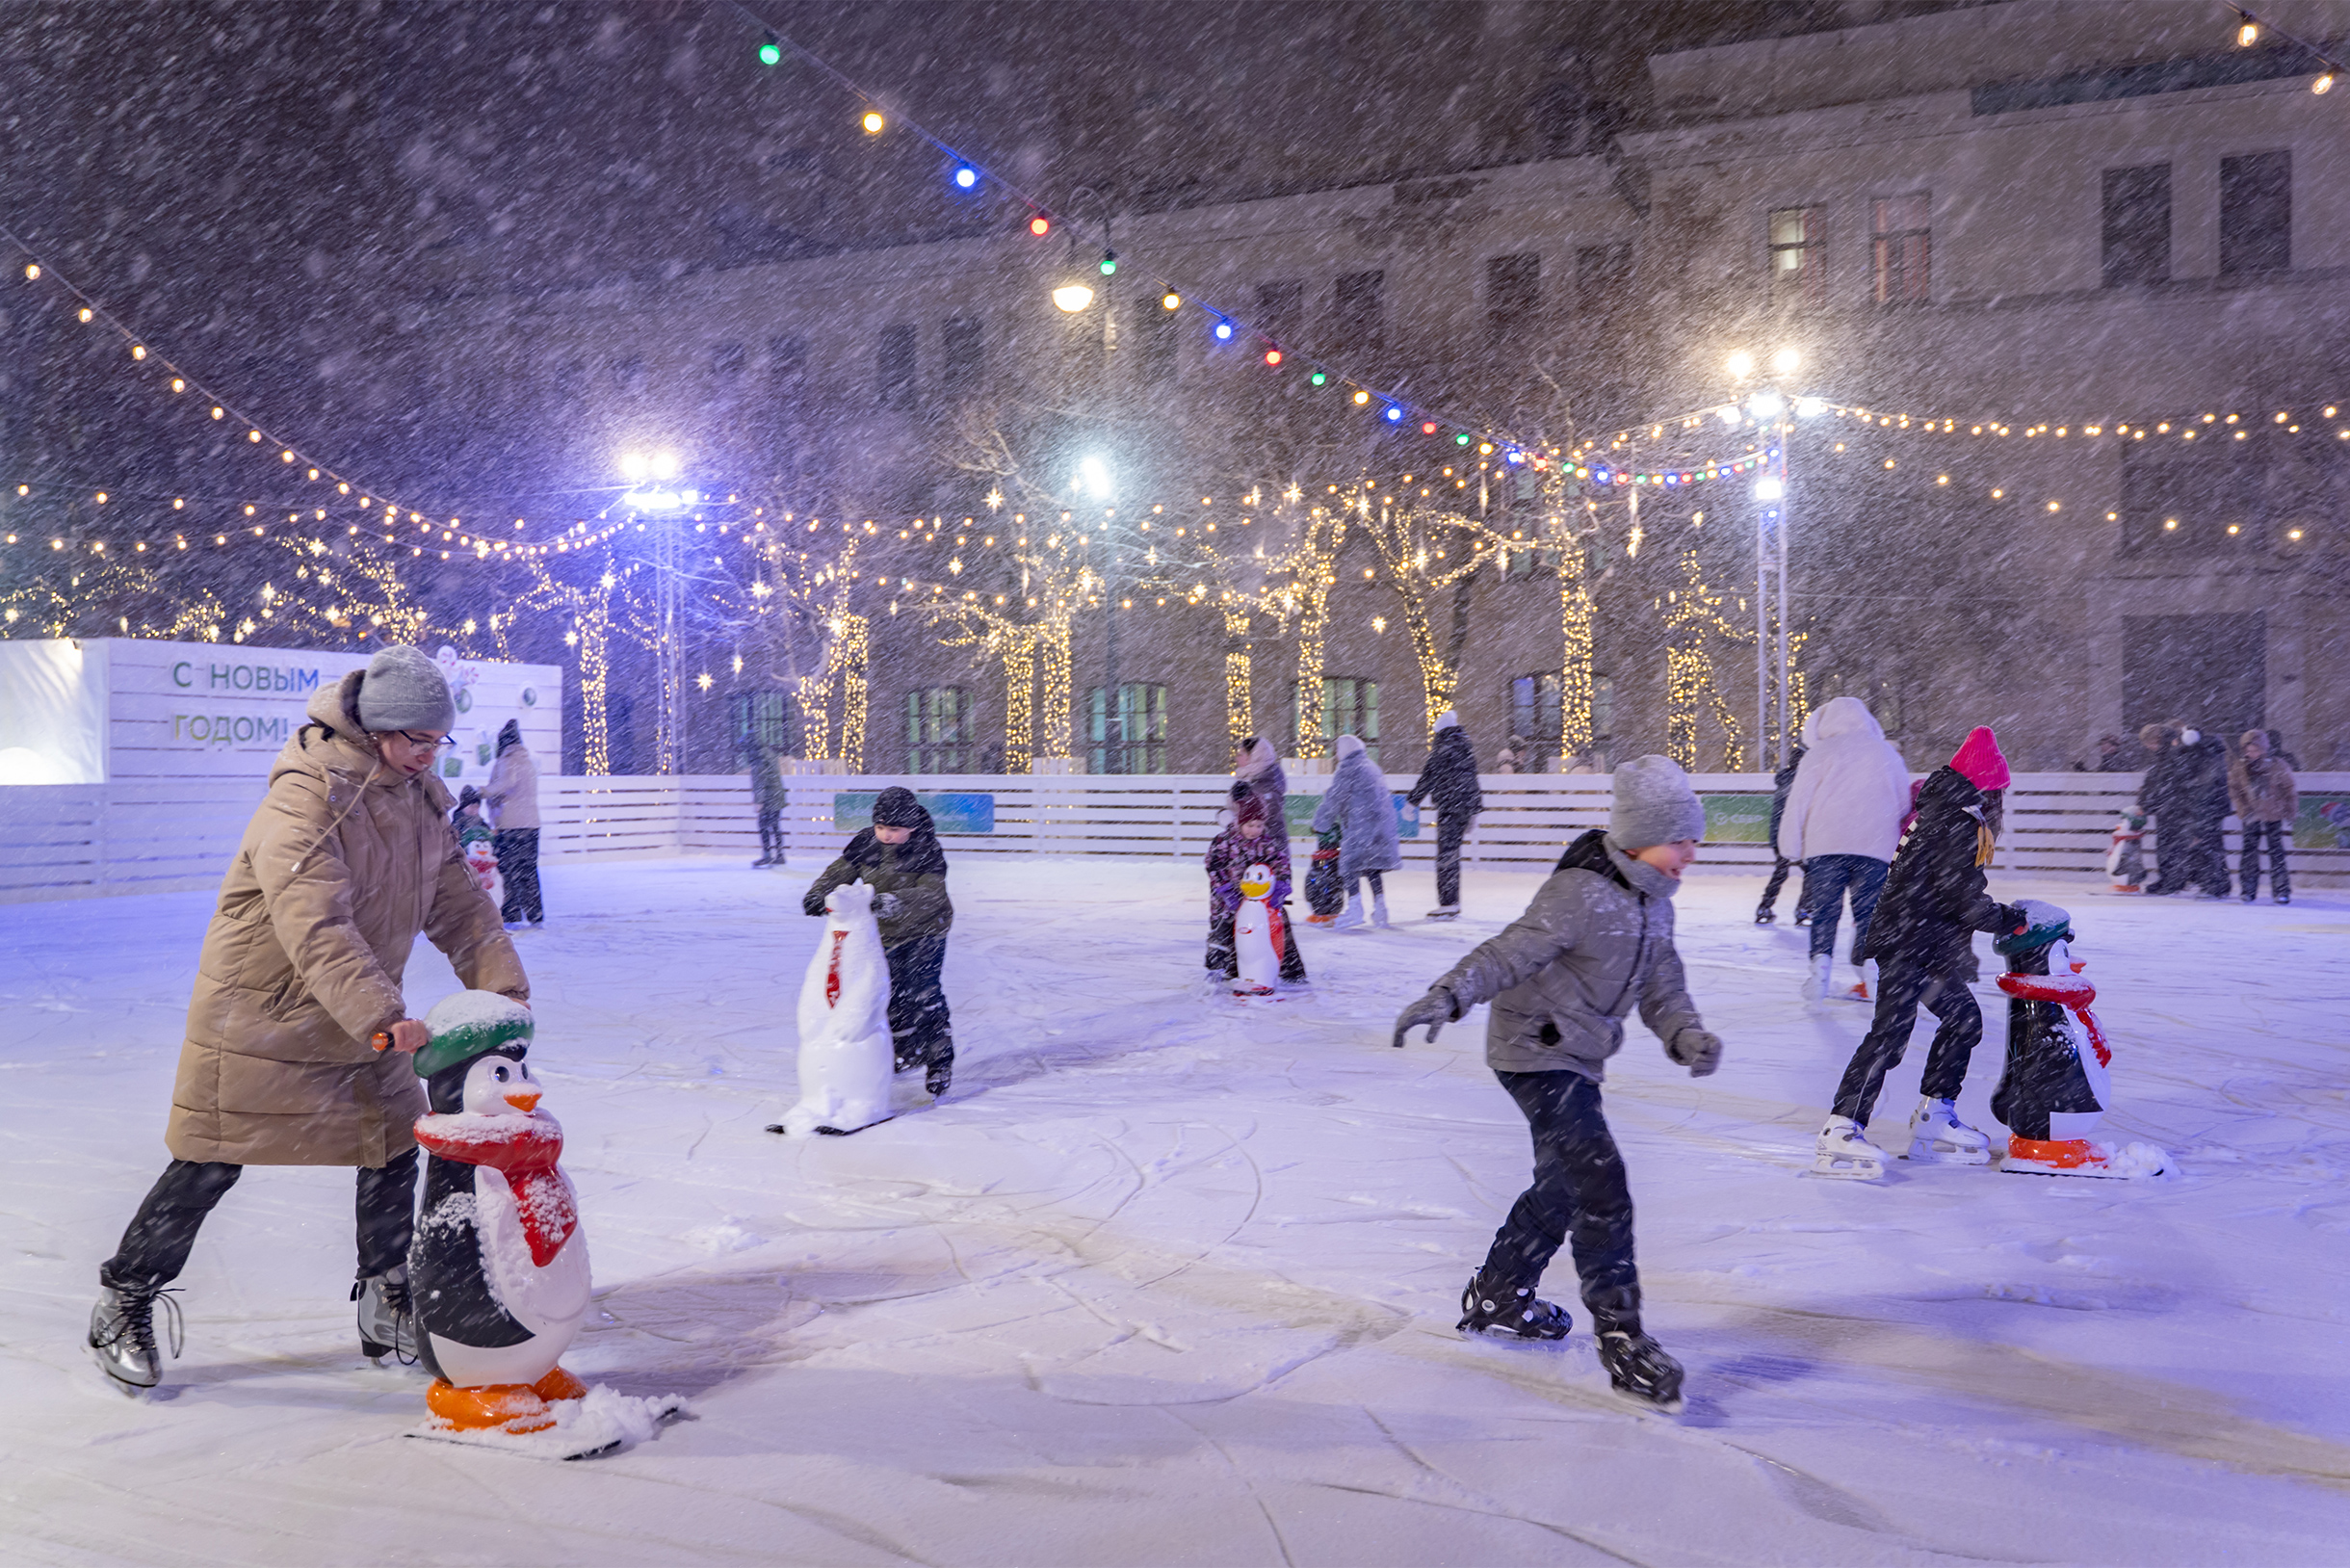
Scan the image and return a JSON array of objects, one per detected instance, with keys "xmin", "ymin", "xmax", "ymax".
[
  {"xmin": 1904, "ymin": 1140, "xmax": 1993, "ymax": 1166},
  {"xmin": 1804, "ymin": 1157, "xmax": 1884, "ymax": 1181},
  {"xmin": 1998, "ymin": 1156, "xmax": 2133, "ymax": 1178},
  {"xmin": 1612, "ymin": 1386, "xmax": 1685, "ymax": 1415},
  {"xmin": 815, "ymin": 1114, "xmax": 896, "ymax": 1137}
]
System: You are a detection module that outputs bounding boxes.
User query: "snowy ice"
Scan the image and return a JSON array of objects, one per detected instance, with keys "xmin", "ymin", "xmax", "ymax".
[{"xmin": 7, "ymin": 855, "xmax": 2350, "ymax": 1562}]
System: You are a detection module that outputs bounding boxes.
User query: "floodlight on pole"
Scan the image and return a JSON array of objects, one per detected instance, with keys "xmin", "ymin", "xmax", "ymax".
[{"xmin": 1053, "ymin": 282, "xmax": 1096, "ymax": 313}]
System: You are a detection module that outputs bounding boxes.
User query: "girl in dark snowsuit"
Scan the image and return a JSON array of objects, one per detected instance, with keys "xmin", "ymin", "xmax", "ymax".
[
  {"xmin": 1204, "ymin": 789, "xmax": 1308, "ymax": 982},
  {"xmin": 803, "ymin": 786, "xmax": 956, "ymax": 1097},
  {"xmin": 1814, "ymin": 728, "xmax": 2027, "ymax": 1178}
]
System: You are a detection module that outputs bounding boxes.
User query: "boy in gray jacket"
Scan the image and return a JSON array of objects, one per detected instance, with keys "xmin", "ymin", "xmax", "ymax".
[{"xmin": 1393, "ymin": 755, "xmax": 1723, "ymax": 1411}]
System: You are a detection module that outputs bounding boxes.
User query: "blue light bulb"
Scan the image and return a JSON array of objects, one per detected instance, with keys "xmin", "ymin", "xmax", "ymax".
[
  {"xmin": 1384, "ymin": 405, "xmax": 1404, "ymax": 423},
  {"xmin": 953, "ymin": 166, "xmax": 979, "ymax": 190},
  {"xmin": 1213, "ymin": 319, "xmax": 1234, "ymax": 341}
]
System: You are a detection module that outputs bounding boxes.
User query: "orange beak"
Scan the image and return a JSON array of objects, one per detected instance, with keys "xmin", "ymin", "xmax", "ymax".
[{"xmin": 503, "ymin": 1089, "xmax": 541, "ymax": 1112}]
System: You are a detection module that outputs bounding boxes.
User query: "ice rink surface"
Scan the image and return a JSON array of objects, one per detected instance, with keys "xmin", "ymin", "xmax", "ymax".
[{"xmin": 7, "ymin": 851, "xmax": 2350, "ymax": 1566}]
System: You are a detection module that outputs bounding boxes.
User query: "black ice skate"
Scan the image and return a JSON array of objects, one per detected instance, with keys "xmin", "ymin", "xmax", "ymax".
[
  {"xmin": 89, "ymin": 1283, "xmax": 181, "ymax": 1392},
  {"xmin": 926, "ymin": 1058, "xmax": 953, "ymax": 1099},
  {"xmin": 1598, "ymin": 1328, "xmax": 1685, "ymax": 1412},
  {"xmin": 1457, "ymin": 1274, "xmax": 1572, "ymax": 1340},
  {"xmin": 353, "ymin": 1268, "xmax": 419, "ymax": 1362}
]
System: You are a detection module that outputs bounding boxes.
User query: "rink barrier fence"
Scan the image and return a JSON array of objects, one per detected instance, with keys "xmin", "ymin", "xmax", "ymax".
[{"xmin": 3, "ymin": 771, "xmax": 2343, "ymax": 902}]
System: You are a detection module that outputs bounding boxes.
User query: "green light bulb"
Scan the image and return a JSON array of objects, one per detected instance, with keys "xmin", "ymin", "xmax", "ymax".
[
  {"xmin": 1098, "ymin": 251, "xmax": 1117, "ymax": 275},
  {"xmin": 1310, "ymin": 371, "xmax": 1327, "ymax": 386},
  {"xmin": 757, "ymin": 37, "xmax": 782, "ymax": 65}
]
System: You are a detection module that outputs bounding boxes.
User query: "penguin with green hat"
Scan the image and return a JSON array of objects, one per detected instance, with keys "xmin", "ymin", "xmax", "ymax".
[{"xmin": 405, "ymin": 990, "xmax": 593, "ymax": 1437}]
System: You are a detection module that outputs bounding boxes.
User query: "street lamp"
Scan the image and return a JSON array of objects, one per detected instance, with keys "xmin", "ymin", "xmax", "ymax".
[
  {"xmin": 1724, "ymin": 350, "xmax": 1805, "ymax": 770},
  {"xmin": 1052, "ymin": 281, "xmax": 1096, "ymax": 313},
  {"xmin": 619, "ymin": 449, "xmax": 690, "ymax": 774}
]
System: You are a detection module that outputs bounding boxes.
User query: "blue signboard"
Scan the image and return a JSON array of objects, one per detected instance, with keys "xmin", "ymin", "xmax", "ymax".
[
  {"xmin": 833, "ymin": 791, "xmax": 996, "ymax": 835},
  {"xmin": 1285, "ymin": 793, "xmax": 1421, "ymax": 840}
]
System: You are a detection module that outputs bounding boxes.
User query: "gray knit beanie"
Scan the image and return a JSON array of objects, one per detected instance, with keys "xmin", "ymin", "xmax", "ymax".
[
  {"xmin": 355, "ymin": 645, "xmax": 456, "ymax": 733},
  {"xmin": 1609, "ymin": 754, "xmax": 1706, "ymax": 849}
]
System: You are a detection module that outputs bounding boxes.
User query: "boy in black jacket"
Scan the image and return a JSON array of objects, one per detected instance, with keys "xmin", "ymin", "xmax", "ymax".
[
  {"xmin": 803, "ymin": 787, "xmax": 956, "ymax": 1097},
  {"xmin": 1813, "ymin": 727, "xmax": 2052, "ymax": 1180},
  {"xmin": 1406, "ymin": 711, "xmax": 1483, "ymax": 918}
]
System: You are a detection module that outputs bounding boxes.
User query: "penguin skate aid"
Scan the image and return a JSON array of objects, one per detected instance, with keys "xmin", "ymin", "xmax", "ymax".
[
  {"xmin": 1988, "ymin": 917, "xmax": 2169, "ymax": 1178},
  {"xmin": 406, "ymin": 991, "xmax": 687, "ymax": 1458},
  {"xmin": 1205, "ymin": 787, "xmax": 1307, "ymax": 994},
  {"xmin": 1391, "ymin": 756, "xmax": 1724, "ymax": 1413},
  {"xmin": 86, "ymin": 646, "xmax": 529, "ymax": 1397}
]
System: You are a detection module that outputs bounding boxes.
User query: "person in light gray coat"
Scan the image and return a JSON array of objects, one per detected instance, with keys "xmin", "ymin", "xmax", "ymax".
[
  {"xmin": 1313, "ymin": 732, "xmax": 1401, "ymax": 929},
  {"xmin": 1391, "ymin": 754, "xmax": 1723, "ymax": 1411}
]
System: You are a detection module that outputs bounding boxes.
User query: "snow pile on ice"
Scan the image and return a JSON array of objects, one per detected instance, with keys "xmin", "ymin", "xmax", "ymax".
[{"xmin": 2102, "ymin": 1139, "xmax": 2173, "ymax": 1178}]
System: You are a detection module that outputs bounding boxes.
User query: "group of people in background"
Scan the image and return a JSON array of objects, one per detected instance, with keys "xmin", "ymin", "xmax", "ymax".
[{"xmin": 2130, "ymin": 721, "xmax": 2299, "ymax": 903}]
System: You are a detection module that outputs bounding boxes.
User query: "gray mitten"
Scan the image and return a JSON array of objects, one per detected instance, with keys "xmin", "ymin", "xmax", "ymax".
[
  {"xmin": 1668, "ymin": 1029, "xmax": 1722, "ymax": 1078},
  {"xmin": 1392, "ymin": 987, "xmax": 1459, "ymax": 1050},
  {"xmin": 872, "ymin": 891, "xmax": 904, "ymax": 920}
]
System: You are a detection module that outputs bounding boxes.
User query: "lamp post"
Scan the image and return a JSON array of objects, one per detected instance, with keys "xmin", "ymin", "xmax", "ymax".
[
  {"xmin": 1727, "ymin": 351, "xmax": 1805, "ymax": 771},
  {"xmin": 619, "ymin": 449, "xmax": 692, "ymax": 774}
]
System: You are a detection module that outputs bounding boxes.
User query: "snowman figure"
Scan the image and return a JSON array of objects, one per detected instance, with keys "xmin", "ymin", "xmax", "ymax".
[
  {"xmin": 407, "ymin": 991, "xmax": 591, "ymax": 1434},
  {"xmin": 773, "ymin": 879, "xmax": 897, "ymax": 1137},
  {"xmin": 1231, "ymin": 862, "xmax": 1285, "ymax": 998}
]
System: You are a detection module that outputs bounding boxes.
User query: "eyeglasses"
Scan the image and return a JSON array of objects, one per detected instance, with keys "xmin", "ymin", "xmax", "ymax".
[{"xmin": 395, "ymin": 730, "xmax": 457, "ymax": 749}]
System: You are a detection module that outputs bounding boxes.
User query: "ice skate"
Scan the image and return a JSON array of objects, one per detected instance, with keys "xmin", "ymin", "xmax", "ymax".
[
  {"xmin": 1800, "ymin": 954, "xmax": 1832, "ymax": 1000},
  {"xmin": 1754, "ymin": 905, "xmax": 1776, "ymax": 925},
  {"xmin": 88, "ymin": 1283, "xmax": 180, "ymax": 1392},
  {"xmin": 1598, "ymin": 1329, "xmax": 1685, "ymax": 1413},
  {"xmin": 1808, "ymin": 1115, "xmax": 1887, "ymax": 1180},
  {"xmin": 1838, "ymin": 962, "xmax": 1874, "ymax": 1004},
  {"xmin": 1371, "ymin": 890, "xmax": 1391, "ymax": 929},
  {"xmin": 1905, "ymin": 1098, "xmax": 1992, "ymax": 1165},
  {"xmin": 926, "ymin": 1058, "xmax": 953, "ymax": 1099},
  {"xmin": 353, "ymin": 1267, "xmax": 419, "ymax": 1361},
  {"xmin": 1426, "ymin": 904, "xmax": 1462, "ymax": 921},
  {"xmin": 1456, "ymin": 1274, "xmax": 1572, "ymax": 1341},
  {"xmin": 1329, "ymin": 902, "xmax": 1367, "ymax": 931}
]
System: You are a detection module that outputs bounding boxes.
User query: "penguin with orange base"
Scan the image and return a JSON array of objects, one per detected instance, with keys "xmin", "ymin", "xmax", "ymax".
[
  {"xmin": 1989, "ymin": 920, "xmax": 2168, "ymax": 1178},
  {"xmin": 406, "ymin": 992, "xmax": 596, "ymax": 1441}
]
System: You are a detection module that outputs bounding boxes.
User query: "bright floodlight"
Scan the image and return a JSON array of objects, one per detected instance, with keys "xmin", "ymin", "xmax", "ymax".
[
  {"xmin": 1747, "ymin": 389, "xmax": 1786, "ymax": 419},
  {"xmin": 1726, "ymin": 350, "xmax": 1756, "ymax": 379},
  {"xmin": 1077, "ymin": 455, "xmax": 1113, "ymax": 500},
  {"xmin": 1053, "ymin": 282, "xmax": 1096, "ymax": 313},
  {"xmin": 649, "ymin": 450, "xmax": 681, "ymax": 481},
  {"xmin": 1793, "ymin": 396, "xmax": 1826, "ymax": 419},
  {"xmin": 1754, "ymin": 476, "xmax": 1786, "ymax": 502},
  {"xmin": 1771, "ymin": 347, "xmax": 1802, "ymax": 375},
  {"xmin": 619, "ymin": 453, "xmax": 650, "ymax": 482}
]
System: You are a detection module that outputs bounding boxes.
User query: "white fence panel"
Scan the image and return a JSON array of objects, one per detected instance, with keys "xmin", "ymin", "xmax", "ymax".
[{"xmin": 4, "ymin": 769, "xmax": 2345, "ymax": 902}]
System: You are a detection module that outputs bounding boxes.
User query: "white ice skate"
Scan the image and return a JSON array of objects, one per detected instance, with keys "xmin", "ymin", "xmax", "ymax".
[
  {"xmin": 1905, "ymin": 1097, "xmax": 1992, "ymax": 1165},
  {"xmin": 1801, "ymin": 954, "xmax": 1832, "ymax": 1000},
  {"xmin": 1808, "ymin": 1115, "xmax": 1887, "ymax": 1181},
  {"xmin": 1330, "ymin": 902, "xmax": 1367, "ymax": 931},
  {"xmin": 1838, "ymin": 960, "xmax": 1876, "ymax": 1005}
]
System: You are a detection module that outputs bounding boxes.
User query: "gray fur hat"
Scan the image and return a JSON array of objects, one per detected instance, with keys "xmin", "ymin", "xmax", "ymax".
[
  {"xmin": 1609, "ymin": 754, "xmax": 1706, "ymax": 849},
  {"xmin": 354, "ymin": 645, "xmax": 456, "ymax": 733}
]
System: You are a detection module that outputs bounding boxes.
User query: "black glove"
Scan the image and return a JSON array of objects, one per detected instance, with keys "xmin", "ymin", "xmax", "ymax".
[
  {"xmin": 1392, "ymin": 987, "xmax": 1458, "ymax": 1050},
  {"xmin": 872, "ymin": 891, "xmax": 904, "ymax": 920},
  {"xmin": 1667, "ymin": 1029, "xmax": 1722, "ymax": 1078}
]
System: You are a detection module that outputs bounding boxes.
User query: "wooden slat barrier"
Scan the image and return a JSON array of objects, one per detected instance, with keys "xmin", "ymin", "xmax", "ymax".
[{"xmin": 5, "ymin": 770, "xmax": 2342, "ymax": 902}]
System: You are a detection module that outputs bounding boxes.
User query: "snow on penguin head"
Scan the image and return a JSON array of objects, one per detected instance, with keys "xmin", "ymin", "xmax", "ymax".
[
  {"xmin": 416, "ymin": 989, "xmax": 536, "ymax": 1115},
  {"xmin": 823, "ymin": 878, "xmax": 876, "ymax": 922}
]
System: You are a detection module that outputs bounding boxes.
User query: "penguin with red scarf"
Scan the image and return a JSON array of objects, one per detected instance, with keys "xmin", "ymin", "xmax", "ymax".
[{"xmin": 405, "ymin": 991, "xmax": 684, "ymax": 1456}]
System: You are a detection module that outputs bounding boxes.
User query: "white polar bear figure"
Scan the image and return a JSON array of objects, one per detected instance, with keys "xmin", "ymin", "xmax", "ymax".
[{"xmin": 779, "ymin": 879, "xmax": 897, "ymax": 1137}]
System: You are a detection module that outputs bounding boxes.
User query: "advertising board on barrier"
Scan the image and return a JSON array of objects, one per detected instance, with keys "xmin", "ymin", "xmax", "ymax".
[
  {"xmin": 833, "ymin": 792, "xmax": 998, "ymax": 835},
  {"xmin": 0, "ymin": 638, "xmax": 561, "ymax": 786},
  {"xmin": 1699, "ymin": 792, "xmax": 1774, "ymax": 845}
]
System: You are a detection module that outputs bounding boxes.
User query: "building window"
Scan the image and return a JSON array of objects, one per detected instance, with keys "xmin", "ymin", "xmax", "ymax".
[
  {"xmin": 1301, "ymin": 678, "xmax": 1379, "ymax": 767},
  {"xmin": 1486, "ymin": 252, "xmax": 1541, "ymax": 339},
  {"xmin": 941, "ymin": 317, "xmax": 984, "ymax": 394},
  {"xmin": 905, "ymin": 686, "xmax": 969, "ymax": 772},
  {"xmin": 1136, "ymin": 298, "xmax": 1179, "ymax": 385},
  {"xmin": 1087, "ymin": 683, "xmax": 1167, "ymax": 774},
  {"xmin": 2220, "ymin": 150, "xmax": 2290, "ymax": 276},
  {"xmin": 1509, "ymin": 673, "xmax": 1562, "ymax": 771},
  {"xmin": 1768, "ymin": 206, "xmax": 1825, "ymax": 304},
  {"xmin": 1332, "ymin": 270, "xmax": 1384, "ymax": 351},
  {"xmin": 1870, "ymin": 194, "xmax": 1930, "ymax": 305},
  {"xmin": 1501, "ymin": 543, "xmax": 1559, "ymax": 579},
  {"xmin": 2102, "ymin": 164, "xmax": 2171, "ymax": 287},
  {"xmin": 876, "ymin": 324, "xmax": 918, "ymax": 410},
  {"xmin": 729, "ymin": 690, "xmax": 796, "ymax": 767},
  {"xmin": 1576, "ymin": 243, "xmax": 1632, "ymax": 314}
]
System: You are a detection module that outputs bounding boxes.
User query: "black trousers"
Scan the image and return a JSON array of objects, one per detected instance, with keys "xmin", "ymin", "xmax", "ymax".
[
  {"xmin": 495, "ymin": 827, "xmax": 543, "ymax": 922},
  {"xmin": 1206, "ymin": 903, "xmax": 1308, "ymax": 981},
  {"xmin": 1831, "ymin": 960, "xmax": 1983, "ymax": 1124},
  {"xmin": 1758, "ymin": 857, "xmax": 1809, "ymax": 919},
  {"xmin": 100, "ymin": 1149, "xmax": 419, "ymax": 1292},
  {"xmin": 2240, "ymin": 821, "xmax": 2290, "ymax": 900},
  {"xmin": 2151, "ymin": 814, "xmax": 2230, "ymax": 897},
  {"xmin": 1477, "ymin": 1070, "xmax": 1639, "ymax": 1334},
  {"xmin": 757, "ymin": 809, "xmax": 783, "ymax": 860},
  {"xmin": 886, "ymin": 935, "xmax": 954, "ymax": 1071},
  {"xmin": 1434, "ymin": 813, "xmax": 1473, "ymax": 907}
]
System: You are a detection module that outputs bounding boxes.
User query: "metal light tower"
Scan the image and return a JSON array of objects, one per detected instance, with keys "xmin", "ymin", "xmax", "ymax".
[{"xmin": 620, "ymin": 449, "xmax": 690, "ymax": 774}]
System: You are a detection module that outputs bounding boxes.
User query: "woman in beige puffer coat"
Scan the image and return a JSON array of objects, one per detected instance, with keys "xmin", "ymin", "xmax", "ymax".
[{"xmin": 89, "ymin": 647, "xmax": 528, "ymax": 1392}]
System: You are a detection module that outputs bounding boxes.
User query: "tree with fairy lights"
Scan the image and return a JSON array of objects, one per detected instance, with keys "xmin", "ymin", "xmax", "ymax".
[
  {"xmin": 736, "ymin": 518, "xmax": 871, "ymax": 771},
  {"xmin": 0, "ymin": 545, "xmax": 229, "ymax": 642}
]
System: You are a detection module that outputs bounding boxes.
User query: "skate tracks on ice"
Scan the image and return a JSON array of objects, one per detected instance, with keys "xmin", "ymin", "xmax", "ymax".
[{"xmin": 6, "ymin": 857, "xmax": 2350, "ymax": 1564}]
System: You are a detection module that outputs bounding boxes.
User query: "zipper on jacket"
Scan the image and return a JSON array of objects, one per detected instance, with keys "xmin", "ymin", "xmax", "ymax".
[{"xmin": 1607, "ymin": 895, "xmax": 1651, "ymax": 1016}]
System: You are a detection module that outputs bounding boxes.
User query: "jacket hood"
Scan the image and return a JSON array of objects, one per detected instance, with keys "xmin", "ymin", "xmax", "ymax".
[
  {"xmin": 307, "ymin": 668, "xmax": 367, "ymax": 734},
  {"xmin": 281, "ymin": 667, "xmax": 443, "ymax": 801},
  {"xmin": 1803, "ymin": 695, "xmax": 1884, "ymax": 746},
  {"xmin": 497, "ymin": 719, "xmax": 524, "ymax": 755},
  {"xmin": 1333, "ymin": 733, "xmax": 1368, "ymax": 762},
  {"xmin": 1915, "ymin": 764, "xmax": 1983, "ymax": 817},
  {"xmin": 1235, "ymin": 738, "xmax": 1282, "ymax": 782}
]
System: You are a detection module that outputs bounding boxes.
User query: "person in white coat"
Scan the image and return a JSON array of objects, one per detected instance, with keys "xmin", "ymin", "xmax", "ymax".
[
  {"xmin": 1780, "ymin": 696, "xmax": 1911, "ymax": 1001},
  {"xmin": 485, "ymin": 719, "xmax": 544, "ymax": 928}
]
